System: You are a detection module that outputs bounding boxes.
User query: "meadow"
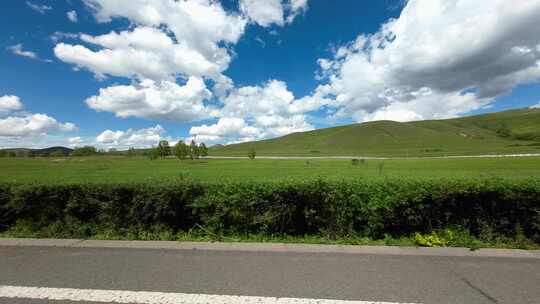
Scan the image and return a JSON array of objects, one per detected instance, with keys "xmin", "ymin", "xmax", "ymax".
[{"xmin": 0, "ymin": 156, "xmax": 539, "ymax": 183}]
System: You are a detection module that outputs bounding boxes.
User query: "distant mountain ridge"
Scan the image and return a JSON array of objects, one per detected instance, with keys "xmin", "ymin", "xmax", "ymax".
[
  {"xmin": 0, "ymin": 146, "xmax": 73, "ymax": 157},
  {"xmin": 211, "ymin": 108, "xmax": 540, "ymax": 157}
]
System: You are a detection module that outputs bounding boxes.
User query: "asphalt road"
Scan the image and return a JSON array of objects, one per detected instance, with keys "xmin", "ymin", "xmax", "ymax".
[
  {"xmin": 0, "ymin": 245, "xmax": 539, "ymax": 304},
  {"xmin": 203, "ymin": 153, "xmax": 540, "ymax": 160}
]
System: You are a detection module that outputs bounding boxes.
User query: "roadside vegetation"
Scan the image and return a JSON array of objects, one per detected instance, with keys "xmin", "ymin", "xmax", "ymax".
[{"xmin": 0, "ymin": 178, "xmax": 538, "ymax": 249}]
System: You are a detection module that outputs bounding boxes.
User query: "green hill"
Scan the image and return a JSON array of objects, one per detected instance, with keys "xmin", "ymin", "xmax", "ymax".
[{"xmin": 211, "ymin": 108, "xmax": 540, "ymax": 157}]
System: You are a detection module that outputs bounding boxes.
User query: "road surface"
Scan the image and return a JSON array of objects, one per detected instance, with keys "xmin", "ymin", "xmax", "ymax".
[
  {"xmin": 204, "ymin": 153, "xmax": 540, "ymax": 160},
  {"xmin": 0, "ymin": 240, "xmax": 539, "ymax": 304}
]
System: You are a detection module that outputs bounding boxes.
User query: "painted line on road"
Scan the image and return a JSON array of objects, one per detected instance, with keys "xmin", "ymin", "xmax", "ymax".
[{"xmin": 0, "ymin": 285, "xmax": 421, "ymax": 304}]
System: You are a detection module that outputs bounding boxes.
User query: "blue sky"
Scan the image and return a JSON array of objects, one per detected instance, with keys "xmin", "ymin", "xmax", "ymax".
[{"xmin": 1, "ymin": 0, "xmax": 540, "ymax": 149}]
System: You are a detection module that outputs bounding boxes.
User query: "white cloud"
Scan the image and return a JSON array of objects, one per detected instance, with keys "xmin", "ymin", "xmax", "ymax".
[
  {"xmin": 67, "ymin": 10, "xmax": 78, "ymax": 22},
  {"xmin": 190, "ymin": 117, "xmax": 260, "ymax": 143},
  {"xmin": 58, "ymin": 0, "xmax": 246, "ymax": 84},
  {"xmin": 50, "ymin": 31, "xmax": 79, "ymax": 43},
  {"xmin": 68, "ymin": 136, "xmax": 83, "ymax": 144},
  {"xmin": 240, "ymin": 0, "xmax": 309, "ymax": 27},
  {"xmin": 95, "ymin": 125, "xmax": 168, "ymax": 148},
  {"xmin": 190, "ymin": 80, "xmax": 314, "ymax": 143},
  {"xmin": 0, "ymin": 95, "xmax": 23, "ymax": 116},
  {"xmin": 0, "ymin": 114, "xmax": 76, "ymax": 137},
  {"xmin": 0, "ymin": 96, "xmax": 76, "ymax": 142},
  {"xmin": 240, "ymin": 0, "xmax": 284, "ymax": 27},
  {"xmin": 7, "ymin": 44, "xmax": 52, "ymax": 63},
  {"xmin": 55, "ymin": 27, "xmax": 228, "ymax": 81},
  {"xmin": 7, "ymin": 44, "xmax": 38, "ymax": 59},
  {"xmin": 86, "ymin": 77, "xmax": 214, "ymax": 122},
  {"xmin": 26, "ymin": 1, "xmax": 52, "ymax": 14},
  {"xmin": 286, "ymin": 0, "xmax": 309, "ymax": 23},
  {"xmin": 530, "ymin": 102, "xmax": 540, "ymax": 109},
  {"xmin": 311, "ymin": 0, "xmax": 540, "ymax": 122}
]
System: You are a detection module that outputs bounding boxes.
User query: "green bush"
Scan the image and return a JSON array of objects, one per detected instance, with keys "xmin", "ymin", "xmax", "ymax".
[{"xmin": 0, "ymin": 179, "xmax": 539, "ymax": 244}]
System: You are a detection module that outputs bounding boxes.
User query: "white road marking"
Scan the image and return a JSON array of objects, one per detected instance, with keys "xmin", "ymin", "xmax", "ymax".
[{"xmin": 0, "ymin": 285, "xmax": 421, "ymax": 304}]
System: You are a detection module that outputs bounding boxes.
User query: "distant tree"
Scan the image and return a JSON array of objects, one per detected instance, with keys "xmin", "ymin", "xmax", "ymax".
[
  {"xmin": 0, "ymin": 150, "xmax": 7, "ymax": 158},
  {"xmin": 189, "ymin": 140, "xmax": 200, "ymax": 159},
  {"xmin": 8, "ymin": 151, "xmax": 17, "ymax": 158},
  {"xmin": 126, "ymin": 147, "xmax": 136, "ymax": 157},
  {"xmin": 157, "ymin": 140, "xmax": 171, "ymax": 158},
  {"xmin": 71, "ymin": 146, "xmax": 97, "ymax": 157},
  {"xmin": 50, "ymin": 150, "xmax": 65, "ymax": 157},
  {"xmin": 174, "ymin": 140, "xmax": 189, "ymax": 161},
  {"xmin": 248, "ymin": 149, "xmax": 256, "ymax": 160},
  {"xmin": 148, "ymin": 146, "xmax": 160, "ymax": 160},
  {"xmin": 199, "ymin": 143, "xmax": 208, "ymax": 157}
]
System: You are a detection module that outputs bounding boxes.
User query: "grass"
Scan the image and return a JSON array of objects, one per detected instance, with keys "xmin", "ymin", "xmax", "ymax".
[
  {"xmin": 1, "ymin": 156, "xmax": 540, "ymax": 183},
  {"xmin": 211, "ymin": 108, "xmax": 540, "ymax": 157},
  {"xmin": 2, "ymin": 225, "xmax": 537, "ymax": 250}
]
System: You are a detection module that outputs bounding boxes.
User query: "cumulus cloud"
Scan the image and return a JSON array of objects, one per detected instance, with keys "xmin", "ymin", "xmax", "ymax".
[
  {"xmin": 55, "ymin": 27, "xmax": 228, "ymax": 81},
  {"xmin": 0, "ymin": 95, "xmax": 76, "ymax": 138},
  {"xmin": 95, "ymin": 125, "xmax": 169, "ymax": 148},
  {"xmin": 57, "ymin": 0, "xmax": 246, "ymax": 84},
  {"xmin": 240, "ymin": 0, "xmax": 309, "ymax": 27},
  {"xmin": 86, "ymin": 77, "xmax": 214, "ymax": 122},
  {"xmin": 240, "ymin": 0, "xmax": 284, "ymax": 27},
  {"xmin": 26, "ymin": 1, "xmax": 52, "ymax": 14},
  {"xmin": 67, "ymin": 10, "xmax": 78, "ymax": 22},
  {"xmin": 0, "ymin": 95, "xmax": 23, "ymax": 116},
  {"xmin": 530, "ymin": 102, "xmax": 540, "ymax": 109},
  {"xmin": 311, "ymin": 0, "xmax": 540, "ymax": 122},
  {"xmin": 0, "ymin": 114, "xmax": 76, "ymax": 137},
  {"xmin": 190, "ymin": 117, "xmax": 260, "ymax": 143},
  {"xmin": 190, "ymin": 80, "xmax": 314, "ymax": 143}
]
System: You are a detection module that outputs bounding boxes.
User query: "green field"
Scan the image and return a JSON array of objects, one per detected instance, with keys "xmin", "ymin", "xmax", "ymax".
[
  {"xmin": 1, "ymin": 156, "xmax": 539, "ymax": 183},
  {"xmin": 212, "ymin": 108, "xmax": 540, "ymax": 157}
]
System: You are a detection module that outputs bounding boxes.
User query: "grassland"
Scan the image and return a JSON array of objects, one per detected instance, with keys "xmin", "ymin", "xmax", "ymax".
[
  {"xmin": 212, "ymin": 108, "xmax": 540, "ymax": 157},
  {"xmin": 1, "ymin": 156, "xmax": 539, "ymax": 183}
]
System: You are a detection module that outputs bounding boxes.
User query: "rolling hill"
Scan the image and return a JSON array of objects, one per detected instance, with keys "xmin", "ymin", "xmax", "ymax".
[{"xmin": 211, "ymin": 108, "xmax": 540, "ymax": 157}]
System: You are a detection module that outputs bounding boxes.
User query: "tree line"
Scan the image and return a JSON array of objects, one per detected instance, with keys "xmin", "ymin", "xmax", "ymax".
[
  {"xmin": 148, "ymin": 140, "xmax": 208, "ymax": 160},
  {"xmin": 0, "ymin": 140, "xmax": 209, "ymax": 159}
]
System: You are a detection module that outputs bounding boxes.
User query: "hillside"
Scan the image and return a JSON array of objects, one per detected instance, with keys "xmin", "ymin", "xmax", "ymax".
[{"xmin": 211, "ymin": 108, "xmax": 540, "ymax": 157}]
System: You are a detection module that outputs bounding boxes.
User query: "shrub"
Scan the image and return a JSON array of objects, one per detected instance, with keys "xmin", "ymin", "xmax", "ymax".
[{"xmin": 248, "ymin": 149, "xmax": 256, "ymax": 160}]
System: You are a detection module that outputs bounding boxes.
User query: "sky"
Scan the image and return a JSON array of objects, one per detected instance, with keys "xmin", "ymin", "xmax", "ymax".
[{"xmin": 1, "ymin": 0, "xmax": 540, "ymax": 149}]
